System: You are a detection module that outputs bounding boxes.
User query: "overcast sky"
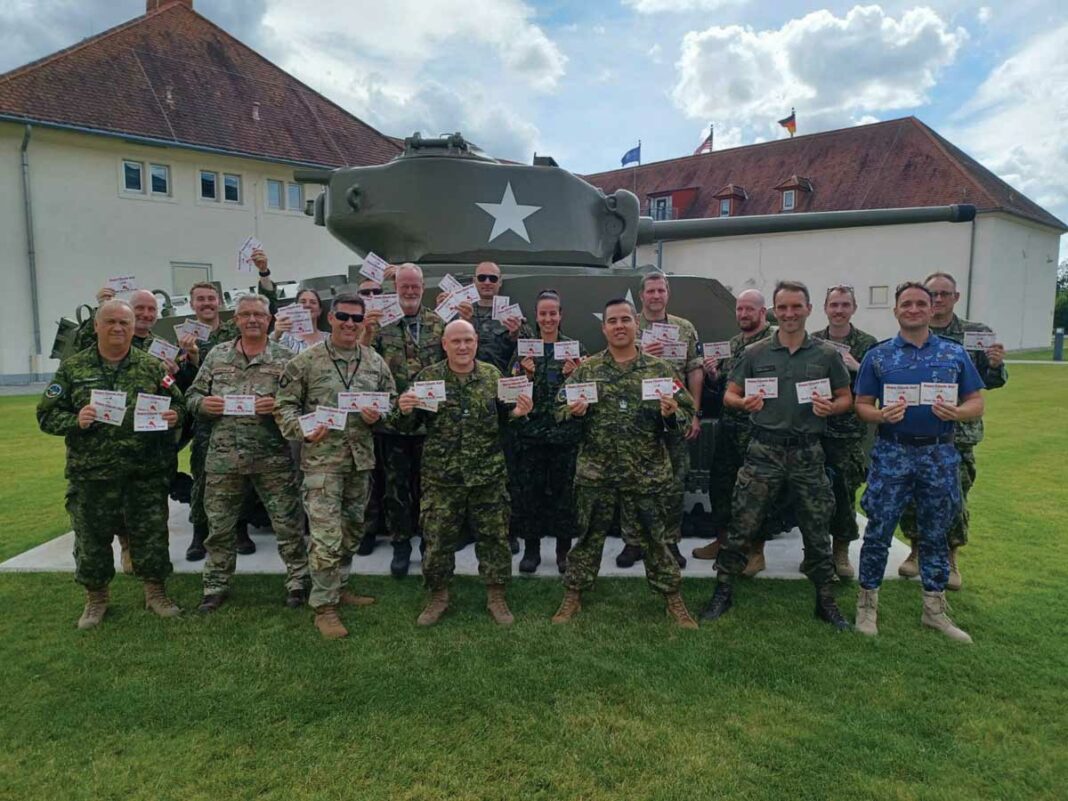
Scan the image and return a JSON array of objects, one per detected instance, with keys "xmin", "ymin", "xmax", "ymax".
[{"xmin": 1, "ymin": 0, "xmax": 1065, "ymax": 255}]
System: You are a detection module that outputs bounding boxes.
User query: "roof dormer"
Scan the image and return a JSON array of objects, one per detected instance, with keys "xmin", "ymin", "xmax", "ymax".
[
  {"xmin": 773, "ymin": 175, "xmax": 813, "ymax": 212},
  {"xmin": 712, "ymin": 183, "xmax": 747, "ymax": 218}
]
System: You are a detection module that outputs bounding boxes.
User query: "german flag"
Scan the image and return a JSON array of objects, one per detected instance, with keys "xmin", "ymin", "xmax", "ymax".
[{"xmin": 778, "ymin": 109, "xmax": 796, "ymax": 137}]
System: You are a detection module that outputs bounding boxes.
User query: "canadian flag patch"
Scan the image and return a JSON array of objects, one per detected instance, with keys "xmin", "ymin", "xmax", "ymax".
[
  {"xmin": 161, "ymin": 374, "xmax": 175, "ymax": 389},
  {"xmin": 673, "ymin": 378, "xmax": 685, "ymax": 394}
]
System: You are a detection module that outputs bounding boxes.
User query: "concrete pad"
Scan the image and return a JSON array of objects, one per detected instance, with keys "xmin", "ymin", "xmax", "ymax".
[{"xmin": 0, "ymin": 499, "xmax": 908, "ymax": 580}]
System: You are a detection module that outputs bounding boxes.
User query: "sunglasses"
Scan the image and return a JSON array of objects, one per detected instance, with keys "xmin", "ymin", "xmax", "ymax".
[
  {"xmin": 475, "ymin": 274, "xmax": 500, "ymax": 283},
  {"xmin": 358, "ymin": 288, "xmax": 383, "ymax": 296},
  {"xmin": 333, "ymin": 311, "xmax": 365, "ymax": 323}
]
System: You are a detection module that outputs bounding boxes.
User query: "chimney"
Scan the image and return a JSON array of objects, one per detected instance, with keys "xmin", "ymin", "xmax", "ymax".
[{"xmin": 146, "ymin": 0, "xmax": 193, "ymax": 12}]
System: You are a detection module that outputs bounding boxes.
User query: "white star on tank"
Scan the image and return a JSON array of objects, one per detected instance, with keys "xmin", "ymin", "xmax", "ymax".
[{"xmin": 475, "ymin": 182, "xmax": 541, "ymax": 243}]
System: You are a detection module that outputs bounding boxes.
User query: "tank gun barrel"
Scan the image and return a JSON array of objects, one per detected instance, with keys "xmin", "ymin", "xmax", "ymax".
[{"xmin": 637, "ymin": 204, "xmax": 976, "ymax": 245}]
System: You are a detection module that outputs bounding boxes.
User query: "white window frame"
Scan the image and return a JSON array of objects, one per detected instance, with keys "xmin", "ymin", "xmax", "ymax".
[
  {"xmin": 286, "ymin": 182, "xmax": 303, "ymax": 214},
  {"xmin": 122, "ymin": 160, "xmax": 145, "ymax": 194},
  {"xmin": 266, "ymin": 178, "xmax": 285, "ymax": 210},
  {"xmin": 199, "ymin": 170, "xmax": 219, "ymax": 202},
  {"xmin": 719, "ymin": 198, "xmax": 731, "ymax": 217},
  {"xmin": 149, "ymin": 163, "xmax": 171, "ymax": 196},
  {"xmin": 223, "ymin": 173, "xmax": 242, "ymax": 204},
  {"xmin": 869, "ymin": 285, "xmax": 890, "ymax": 308},
  {"xmin": 782, "ymin": 189, "xmax": 796, "ymax": 211}
]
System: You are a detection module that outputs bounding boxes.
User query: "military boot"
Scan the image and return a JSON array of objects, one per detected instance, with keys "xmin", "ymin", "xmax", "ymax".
[
  {"xmin": 742, "ymin": 543, "xmax": 766, "ymax": 577},
  {"xmin": 285, "ymin": 586, "xmax": 308, "ymax": 609},
  {"xmin": 519, "ymin": 538, "xmax": 541, "ymax": 574},
  {"xmin": 921, "ymin": 591, "xmax": 972, "ymax": 643},
  {"xmin": 555, "ymin": 537, "xmax": 571, "ymax": 574},
  {"xmin": 144, "ymin": 582, "xmax": 181, "ymax": 618},
  {"xmin": 691, "ymin": 531, "xmax": 726, "ymax": 560},
  {"xmin": 390, "ymin": 540, "xmax": 412, "ymax": 578},
  {"xmin": 897, "ymin": 542, "xmax": 920, "ymax": 577},
  {"xmin": 355, "ymin": 530, "xmax": 377, "ymax": 556},
  {"xmin": 664, "ymin": 592, "xmax": 698, "ymax": 629},
  {"xmin": 700, "ymin": 582, "xmax": 733, "ymax": 621},
  {"xmin": 551, "ymin": 589, "xmax": 581, "ymax": 624},
  {"xmin": 197, "ymin": 593, "xmax": 227, "ymax": 614},
  {"xmin": 947, "ymin": 547, "xmax": 962, "ymax": 591},
  {"xmin": 185, "ymin": 523, "xmax": 208, "ymax": 562},
  {"xmin": 339, "ymin": 588, "xmax": 376, "ymax": 607},
  {"xmin": 234, "ymin": 522, "xmax": 256, "ymax": 555},
  {"xmin": 417, "ymin": 588, "xmax": 450, "ymax": 626},
  {"xmin": 814, "ymin": 585, "xmax": 850, "ymax": 631},
  {"xmin": 668, "ymin": 543, "xmax": 687, "ymax": 569},
  {"xmin": 77, "ymin": 588, "xmax": 109, "ymax": 630},
  {"xmin": 508, "ymin": 535, "xmax": 520, "ymax": 555},
  {"xmin": 615, "ymin": 543, "xmax": 643, "ymax": 568},
  {"xmin": 119, "ymin": 535, "xmax": 133, "ymax": 575},
  {"xmin": 486, "ymin": 584, "xmax": 514, "ymax": 626},
  {"xmin": 314, "ymin": 605, "xmax": 348, "ymax": 639},
  {"xmin": 833, "ymin": 539, "xmax": 855, "ymax": 580},
  {"xmin": 855, "ymin": 587, "xmax": 879, "ymax": 636}
]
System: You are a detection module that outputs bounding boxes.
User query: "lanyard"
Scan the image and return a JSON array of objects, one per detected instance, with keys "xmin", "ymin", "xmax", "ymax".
[
  {"xmin": 332, "ymin": 349, "xmax": 361, "ymax": 391},
  {"xmin": 405, "ymin": 317, "xmax": 422, "ymax": 347}
]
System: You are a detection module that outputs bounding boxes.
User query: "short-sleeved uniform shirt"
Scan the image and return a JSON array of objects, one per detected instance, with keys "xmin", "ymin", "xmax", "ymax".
[
  {"xmin": 729, "ymin": 331, "xmax": 851, "ymax": 435},
  {"xmin": 855, "ymin": 333, "xmax": 984, "ymax": 438}
]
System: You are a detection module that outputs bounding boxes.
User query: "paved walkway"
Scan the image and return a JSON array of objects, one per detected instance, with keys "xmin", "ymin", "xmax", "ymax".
[{"xmin": 0, "ymin": 499, "xmax": 908, "ymax": 580}]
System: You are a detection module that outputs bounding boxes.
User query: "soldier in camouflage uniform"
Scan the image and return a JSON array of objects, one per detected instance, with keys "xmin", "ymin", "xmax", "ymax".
[
  {"xmin": 701, "ymin": 282, "xmax": 853, "ymax": 630},
  {"xmin": 186, "ymin": 295, "xmax": 309, "ymax": 612},
  {"xmin": 692, "ymin": 290, "xmax": 778, "ymax": 573},
  {"xmin": 551, "ymin": 298, "xmax": 699, "ymax": 629},
  {"xmin": 366, "ymin": 264, "xmax": 446, "ymax": 576},
  {"xmin": 275, "ymin": 293, "xmax": 397, "ymax": 639},
  {"xmin": 897, "ymin": 272, "xmax": 1007, "ymax": 590},
  {"xmin": 396, "ymin": 319, "xmax": 533, "ymax": 627},
  {"xmin": 813, "ymin": 285, "xmax": 879, "ymax": 579},
  {"xmin": 38, "ymin": 300, "xmax": 185, "ymax": 629},
  {"xmin": 507, "ymin": 289, "xmax": 586, "ymax": 574}
]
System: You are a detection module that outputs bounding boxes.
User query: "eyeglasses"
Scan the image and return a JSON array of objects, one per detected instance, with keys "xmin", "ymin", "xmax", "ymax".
[
  {"xmin": 475, "ymin": 274, "xmax": 500, "ymax": 283},
  {"xmin": 333, "ymin": 311, "xmax": 365, "ymax": 323},
  {"xmin": 358, "ymin": 288, "xmax": 383, "ymax": 296},
  {"xmin": 928, "ymin": 290, "xmax": 956, "ymax": 298}
]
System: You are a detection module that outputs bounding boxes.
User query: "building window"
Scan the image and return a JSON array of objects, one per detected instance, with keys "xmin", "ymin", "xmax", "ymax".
[
  {"xmin": 869, "ymin": 285, "xmax": 889, "ymax": 307},
  {"xmin": 719, "ymin": 198, "xmax": 731, "ymax": 217},
  {"xmin": 782, "ymin": 189, "xmax": 796, "ymax": 211},
  {"xmin": 200, "ymin": 170, "xmax": 218, "ymax": 201},
  {"xmin": 150, "ymin": 164, "xmax": 170, "ymax": 195},
  {"xmin": 287, "ymin": 182, "xmax": 303, "ymax": 213},
  {"xmin": 267, "ymin": 179, "xmax": 284, "ymax": 210},
  {"xmin": 651, "ymin": 196, "xmax": 672, "ymax": 221},
  {"xmin": 123, "ymin": 160, "xmax": 144, "ymax": 193},
  {"xmin": 224, "ymin": 174, "xmax": 241, "ymax": 203}
]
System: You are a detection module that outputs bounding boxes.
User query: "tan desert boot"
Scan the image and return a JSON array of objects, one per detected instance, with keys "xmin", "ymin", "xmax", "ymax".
[
  {"xmin": 77, "ymin": 588, "xmax": 109, "ymax": 630},
  {"xmin": 665, "ymin": 592, "xmax": 699, "ymax": 629},
  {"xmin": 551, "ymin": 590, "xmax": 582, "ymax": 624},
  {"xmin": 897, "ymin": 542, "xmax": 920, "ymax": 577},
  {"xmin": 691, "ymin": 532, "xmax": 726, "ymax": 561},
  {"xmin": 947, "ymin": 547, "xmax": 962, "ymax": 591},
  {"xmin": 143, "ymin": 582, "xmax": 181, "ymax": 618},
  {"xmin": 742, "ymin": 546, "xmax": 766, "ymax": 578},
  {"xmin": 855, "ymin": 587, "xmax": 878, "ymax": 636},
  {"xmin": 119, "ymin": 535, "xmax": 133, "ymax": 575},
  {"xmin": 417, "ymin": 588, "xmax": 450, "ymax": 626},
  {"xmin": 339, "ymin": 589, "xmax": 376, "ymax": 607},
  {"xmin": 833, "ymin": 539, "xmax": 855, "ymax": 579},
  {"xmin": 314, "ymin": 605, "xmax": 348, "ymax": 639},
  {"xmin": 486, "ymin": 584, "xmax": 514, "ymax": 626},
  {"xmin": 921, "ymin": 590, "xmax": 972, "ymax": 643}
]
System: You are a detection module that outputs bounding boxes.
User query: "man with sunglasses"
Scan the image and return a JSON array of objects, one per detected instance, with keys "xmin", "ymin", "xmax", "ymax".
[
  {"xmin": 813, "ymin": 285, "xmax": 878, "ymax": 579},
  {"xmin": 896, "ymin": 272, "xmax": 1007, "ymax": 590},
  {"xmin": 186, "ymin": 295, "xmax": 310, "ymax": 614},
  {"xmin": 457, "ymin": 261, "xmax": 530, "ymax": 373},
  {"xmin": 275, "ymin": 293, "xmax": 397, "ymax": 639}
]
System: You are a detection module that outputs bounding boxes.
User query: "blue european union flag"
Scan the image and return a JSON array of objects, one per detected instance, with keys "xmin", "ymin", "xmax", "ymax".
[{"xmin": 621, "ymin": 144, "xmax": 641, "ymax": 167}]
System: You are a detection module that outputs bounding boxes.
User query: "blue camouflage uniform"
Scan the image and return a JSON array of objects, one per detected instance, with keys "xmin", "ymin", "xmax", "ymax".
[{"xmin": 854, "ymin": 334, "xmax": 984, "ymax": 591}]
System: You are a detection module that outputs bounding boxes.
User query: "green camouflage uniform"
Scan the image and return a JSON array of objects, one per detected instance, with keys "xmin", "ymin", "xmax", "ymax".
[
  {"xmin": 900, "ymin": 315, "xmax": 1007, "ymax": 547},
  {"xmin": 274, "ymin": 339, "xmax": 397, "ymax": 607},
  {"xmin": 400, "ymin": 359, "xmax": 522, "ymax": 590},
  {"xmin": 186, "ymin": 339, "xmax": 309, "ymax": 595},
  {"xmin": 37, "ymin": 347, "xmax": 186, "ymax": 589},
  {"xmin": 557, "ymin": 350, "xmax": 695, "ymax": 595},
  {"xmin": 507, "ymin": 332, "xmax": 586, "ymax": 542},
  {"xmin": 370, "ymin": 308, "xmax": 446, "ymax": 543},
  {"xmin": 717, "ymin": 332, "xmax": 852, "ymax": 587},
  {"xmin": 813, "ymin": 324, "xmax": 878, "ymax": 542}
]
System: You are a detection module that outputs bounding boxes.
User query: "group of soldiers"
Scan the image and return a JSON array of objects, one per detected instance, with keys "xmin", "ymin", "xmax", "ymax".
[{"xmin": 38, "ymin": 253, "xmax": 1005, "ymax": 641}]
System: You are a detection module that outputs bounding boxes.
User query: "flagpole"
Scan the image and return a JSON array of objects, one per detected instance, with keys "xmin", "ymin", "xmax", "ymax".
[{"xmin": 631, "ymin": 139, "xmax": 640, "ymax": 270}]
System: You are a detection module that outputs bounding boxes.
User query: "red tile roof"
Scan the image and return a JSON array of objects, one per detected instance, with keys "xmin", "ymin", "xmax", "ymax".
[
  {"xmin": 584, "ymin": 117, "xmax": 1065, "ymax": 231},
  {"xmin": 0, "ymin": 1, "xmax": 401, "ymax": 168}
]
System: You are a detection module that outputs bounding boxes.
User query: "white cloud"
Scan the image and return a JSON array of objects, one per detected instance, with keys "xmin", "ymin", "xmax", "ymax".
[
  {"xmin": 647, "ymin": 43, "xmax": 663, "ymax": 62},
  {"xmin": 977, "ymin": 6, "xmax": 992, "ymax": 24},
  {"xmin": 624, "ymin": 0, "xmax": 747, "ymax": 12},
  {"xmin": 671, "ymin": 5, "xmax": 966, "ymax": 138}
]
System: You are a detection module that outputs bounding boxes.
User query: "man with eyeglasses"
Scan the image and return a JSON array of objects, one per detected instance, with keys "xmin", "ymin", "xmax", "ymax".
[
  {"xmin": 895, "ymin": 271, "xmax": 1007, "ymax": 590},
  {"xmin": 275, "ymin": 293, "xmax": 397, "ymax": 638},
  {"xmin": 813, "ymin": 285, "xmax": 878, "ymax": 579},
  {"xmin": 186, "ymin": 294, "xmax": 310, "ymax": 613}
]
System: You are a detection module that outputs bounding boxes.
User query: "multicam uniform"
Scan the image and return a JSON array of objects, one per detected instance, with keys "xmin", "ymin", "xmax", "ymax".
[
  {"xmin": 717, "ymin": 333, "xmax": 851, "ymax": 587},
  {"xmin": 275, "ymin": 340, "xmax": 397, "ymax": 608},
  {"xmin": 899, "ymin": 316, "xmax": 1007, "ymax": 548},
  {"xmin": 558, "ymin": 351, "xmax": 695, "ymax": 595},
  {"xmin": 400, "ymin": 360, "xmax": 523, "ymax": 590},
  {"xmin": 186, "ymin": 339, "xmax": 309, "ymax": 596},
  {"xmin": 813, "ymin": 324, "xmax": 878, "ymax": 542},
  {"xmin": 37, "ymin": 347, "xmax": 185, "ymax": 589}
]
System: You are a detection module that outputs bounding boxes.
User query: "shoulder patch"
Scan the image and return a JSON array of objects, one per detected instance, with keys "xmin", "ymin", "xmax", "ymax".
[{"xmin": 44, "ymin": 382, "xmax": 64, "ymax": 399}]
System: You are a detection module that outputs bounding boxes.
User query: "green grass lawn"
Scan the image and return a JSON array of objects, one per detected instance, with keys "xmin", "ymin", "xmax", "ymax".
[
  {"xmin": 1007, "ymin": 347, "xmax": 1056, "ymax": 361},
  {"xmin": 2, "ymin": 369, "xmax": 1067, "ymax": 801}
]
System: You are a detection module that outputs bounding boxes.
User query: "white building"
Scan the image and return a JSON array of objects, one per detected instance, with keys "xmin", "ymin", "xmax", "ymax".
[
  {"xmin": 585, "ymin": 117, "xmax": 1065, "ymax": 347},
  {"xmin": 0, "ymin": 0, "xmax": 401, "ymax": 384}
]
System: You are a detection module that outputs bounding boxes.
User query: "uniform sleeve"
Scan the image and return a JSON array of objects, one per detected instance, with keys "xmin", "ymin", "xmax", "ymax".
[
  {"xmin": 683, "ymin": 323, "xmax": 702, "ymax": 374},
  {"xmin": 827, "ymin": 350, "xmax": 852, "ymax": 391},
  {"xmin": 854, "ymin": 350, "xmax": 881, "ymax": 399},
  {"xmin": 973, "ymin": 348, "xmax": 1007, "ymax": 390},
  {"xmin": 273, "ymin": 358, "xmax": 307, "ymax": 441},
  {"xmin": 667, "ymin": 379, "xmax": 695, "ymax": 433},
  {"xmin": 37, "ymin": 364, "xmax": 79, "ymax": 437},
  {"xmin": 958, "ymin": 350, "xmax": 986, "ymax": 397},
  {"xmin": 185, "ymin": 350, "xmax": 217, "ymax": 418}
]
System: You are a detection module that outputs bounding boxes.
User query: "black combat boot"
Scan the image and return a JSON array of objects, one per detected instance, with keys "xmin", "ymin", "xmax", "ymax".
[
  {"xmin": 356, "ymin": 530, "xmax": 376, "ymax": 556},
  {"xmin": 668, "ymin": 543, "xmax": 687, "ymax": 569},
  {"xmin": 508, "ymin": 534, "xmax": 520, "ymax": 555},
  {"xmin": 186, "ymin": 523, "xmax": 208, "ymax": 561},
  {"xmin": 814, "ymin": 584, "xmax": 851, "ymax": 631},
  {"xmin": 235, "ymin": 522, "xmax": 256, "ymax": 555},
  {"xmin": 615, "ymin": 543, "xmax": 643, "ymax": 568},
  {"xmin": 555, "ymin": 537, "xmax": 571, "ymax": 574},
  {"xmin": 519, "ymin": 538, "xmax": 541, "ymax": 574},
  {"xmin": 391, "ymin": 540, "xmax": 412, "ymax": 578},
  {"xmin": 700, "ymin": 581, "xmax": 733, "ymax": 621}
]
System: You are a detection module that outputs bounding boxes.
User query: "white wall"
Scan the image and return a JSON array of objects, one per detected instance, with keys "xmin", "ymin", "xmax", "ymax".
[{"xmin": 1, "ymin": 123, "xmax": 361, "ymax": 382}]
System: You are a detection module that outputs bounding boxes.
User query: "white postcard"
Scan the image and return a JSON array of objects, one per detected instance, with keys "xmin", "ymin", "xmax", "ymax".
[
  {"xmin": 565, "ymin": 382, "xmax": 598, "ymax": 404},
  {"xmin": 883, "ymin": 383, "xmax": 920, "ymax": 407},
  {"xmin": 517, "ymin": 339, "xmax": 544, "ymax": 358},
  {"xmin": 223, "ymin": 395, "xmax": 256, "ymax": 416},
  {"xmin": 553, "ymin": 341, "xmax": 581, "ymax": 360},
  {"xmin": 298, "ymin": 412, "xmax": 321, "ymax": 437},
  {"xmin": 414, "ymin": 398, "xmax": 440, "ymax": 412},
  {"xmin": 439, "ymin": 274, "xmax": 463, "ymax": 294},
  {"xmin": 496, "ymin": 302, "xmax": 522, "ymax": 322},
  {"xmin": 641, "ymin": 377, "xmax": 677, "ymax": 400},
  {"xmin": 135, "ymin": 393, "xmax": 171, "ymax": 413},
  {"xmin": 236, "ymin": 236, "xmax": 262, "ymax": 274},
  {"xmin": 795, "ymin": 378, "xmax": 832, "ymax": 404},
  {"xmin": 359, "ymin": 251, "xmax": 389, "ymax": 283},
  {"xmin": 355, "ymin": 392, "xmax": 391, "ymax": 413},
  {"xmin": 744, "ymin": 377, "xmax": 779, "ymax": 399},
  {"xmin": 492, "ymin": 295, "xmax": 511, "ymax": 320},
  {"xmin": 90, "ymin": 389, "xmax": 126, "ymax": 410},
  {"xmin": 365, "ymin": 293, "xmax": 404, "ymax": 326},
  {"xmin": 277, "ymin": 305, "xmax": 314, "ymax": 335},
  {"xmin": 920, "ymin": 382, "xmax": 958, "ymax": 405},
  {"xmin": 413, "ymin": 381, "xmax": 447, "ymax": 402},
  {"xmin": 147, "ymin": 338, "xmax": 180, "ymax": 363},
  {"xmin": 133, "ymin": 412, "xmax": 167, "ymax": 432},
  {"xmin": 316, "ymin": 405, "xmax": 348, "ymax": 430},
  {"xmin": 336, "ymin": 392, "xmax": 362, "ymax": 412},
  {"xmin": 703, "ymin": 341, "xmax": 732, "ymax": 360},
  {"xmin": 963, "ymin": 331, "xmax": 997, "ymax": 351},
  {"xmin": 95, "ymin": 406, "xmax": 126, "ymax": 426},
  {"xmin": 106, "ymin": 274, "xmax": 137, "ymax": 292},
  {"xmin": 660, "ymin": 342, "xmax": 687, "ymax": 362},
  {"xmin": 640, "ymin": 330, "xmax": 658, "ymax": 348},
  {"xmin": 497, "ymin": 376, "xmax": 533, "ymax": 403},
  {"xmin": 174, "ymin": 320, "xmax": 213, "ymax": 341},
  {"xmin": 827, "ymin": 340, "xmax": 852, "ymax": 356},
  {"xmin": 650, "ymin": 322, "xmax": 680, "ymax": 342}
]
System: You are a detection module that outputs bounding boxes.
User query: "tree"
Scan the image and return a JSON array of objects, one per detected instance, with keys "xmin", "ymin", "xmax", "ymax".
[{"xmin": 1056, "ymin": 260, "xmax": 1068, "ymax": 330}]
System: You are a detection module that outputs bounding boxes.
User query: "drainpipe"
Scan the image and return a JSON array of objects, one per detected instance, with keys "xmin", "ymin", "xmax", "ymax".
[
  {"xmin": 20, "ymin": 124, "xmax": 43, "ymax": 371},
  {"xmin": 964, "ymin": 216, "xmax": 977, "ymax": 319}
]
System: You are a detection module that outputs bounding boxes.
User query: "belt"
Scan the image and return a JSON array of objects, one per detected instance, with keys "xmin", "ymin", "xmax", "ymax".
[
  {"xmin": 751, "ymin": 428, "xmax": 820, "ymax": 447},
  {"xmin": 878, "ymin": 429, "xmax": 954, "ymax": 446}
]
